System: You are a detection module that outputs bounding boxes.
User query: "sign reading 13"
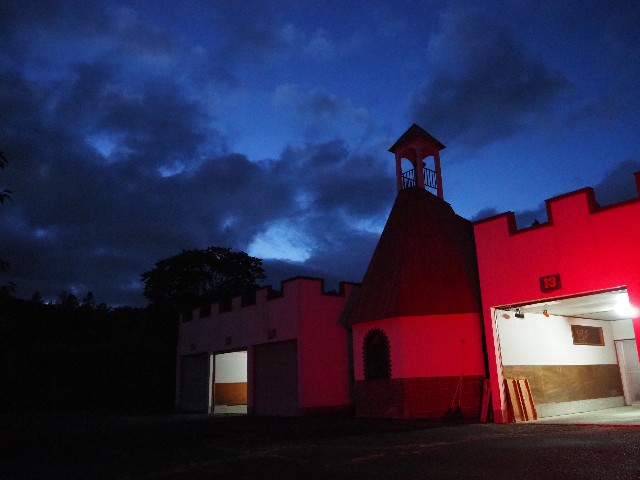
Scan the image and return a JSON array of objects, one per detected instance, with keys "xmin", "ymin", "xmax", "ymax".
[{"xmin": 540, "ymin": 274, "xmax": 561, "ymax": 293}]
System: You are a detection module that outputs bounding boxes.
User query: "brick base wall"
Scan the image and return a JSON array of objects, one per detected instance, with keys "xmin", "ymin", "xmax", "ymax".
[{"xmin": 355, "ymin": 375, "xmax": 484, "ymax": 419}]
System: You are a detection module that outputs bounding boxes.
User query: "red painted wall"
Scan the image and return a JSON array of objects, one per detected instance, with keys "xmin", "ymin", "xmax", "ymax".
[
  {"xmin": 351, "ymin": 314, "xmax": 486, "ymax": 419},
  {"xmin": 474, "ymin": 174, "xmax": 640, "ymax": 423},
  {"xmin": 298, "ymin": 280, "xmax": 355, "ymax": 413},
  {"xmin": 178, "ymin": 277, "xmax": 356, "ymax": 415},
  {"xmin": 352, "ymin": 314, "xmax": 486, "ymax": 380}
]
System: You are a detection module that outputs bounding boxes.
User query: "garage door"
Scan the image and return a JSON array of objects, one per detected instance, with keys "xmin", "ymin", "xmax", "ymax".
[
  {"xmin": 253, "ymin": 340, "xmax": 298, "ymax": 416},
  {"xmin": 180, "ymin": 353, "xmax": 211, "ymax": 413}
]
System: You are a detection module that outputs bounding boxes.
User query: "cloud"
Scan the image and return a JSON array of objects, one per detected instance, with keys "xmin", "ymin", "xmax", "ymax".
[
  {"xmin": 471, "ymin": 207, "xmax": 499, "ymax": 222},
  {"xmin": 593, "ymin": 159, "xmax": 640, "ymax": 206},
  {"xmin": 0, "ymin": 62, "xmax": 389, "ymax": 305},
  {"xmin": 273, "ymin": 85, "xmax": 372, "ymax": 142},
  {"xmin": 412, "ymin": 7, "xmax": 568, "ymax": 149},
  {"xmin": 303, "ymin": 29, "xmax": 336, "ymax": 60}
]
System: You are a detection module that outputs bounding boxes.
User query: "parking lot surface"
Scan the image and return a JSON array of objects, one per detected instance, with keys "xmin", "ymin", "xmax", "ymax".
[{"xmin": 2, "ymin": 413, "xmax": 640, "ymax": 479}]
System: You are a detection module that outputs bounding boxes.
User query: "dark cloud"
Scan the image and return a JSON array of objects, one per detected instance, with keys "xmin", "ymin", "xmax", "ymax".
[
  {"xmin": 471, "ymin": 207, "xmax": 499, "ymax": 222},
  {"xmin": 412, "ymin": 8, "xmax": 568, "ymax": 149},
  {"xmin": 0, "ymin": 65, "xmax": 388, "ymax": 305},
  {"xmin": 276, "ymin": 140, "xmax": 394, "ymax": 217},
  {"xmin": 594, "ymin": 159, "xmax": 640, "ymax": 206},
  {"xmin": 208, "ymin": 1, "xmax": 283, "ymax": 62},
  {"xmin": 514, "ymin": 204, "xmax": 548, "ymax": 230},
  {"xmin": 273, "ymin": 85, "xmax": 372, "ymax": 143}
]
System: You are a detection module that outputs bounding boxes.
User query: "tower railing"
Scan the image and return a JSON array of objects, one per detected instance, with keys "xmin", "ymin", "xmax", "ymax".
[
  {"xmin": 401, "ymin": 169, "xmax": 416, "ymax": 189},
  {"xmin": 401, "ymin": 167, "xmax": 438, "ymax": 191},
  {"xmin": 424, "ymin": 167, "xmax": 438, "ymax": 190}
]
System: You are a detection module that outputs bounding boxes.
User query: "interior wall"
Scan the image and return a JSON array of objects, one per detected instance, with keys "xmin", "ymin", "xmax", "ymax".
[
  {"xmin": 497, "ymin": 311, "xmax": 618, "ymax": 366},
  {"xmin": 215, "ymin": 352, "xmax": 247, "ymax": 382},
  {"xmin": 214, "ymin": 351, "xmax": 247, "ymax": 406},
  {"xmin": 497, "ymin": 309, "xmax": 625, "ymax": 416},
  {"xmin": 612, "ymin": 318, "xmax": 636, "ymax": 341}
]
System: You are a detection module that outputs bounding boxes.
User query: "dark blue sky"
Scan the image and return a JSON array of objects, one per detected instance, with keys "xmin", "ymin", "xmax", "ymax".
[{"xmin": 1, "ymin": 1, "xmax": 639, "ymax": 305}]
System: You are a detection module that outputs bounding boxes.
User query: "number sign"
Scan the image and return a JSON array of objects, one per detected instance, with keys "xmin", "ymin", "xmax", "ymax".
[{"xmin": 540, "ymin": 274, "xmax": 561, "ymax": 293}]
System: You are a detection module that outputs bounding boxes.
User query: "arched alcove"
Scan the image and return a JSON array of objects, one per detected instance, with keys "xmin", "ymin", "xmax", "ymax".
[{"xmin": 363, "ymin": 328, "xmax": 391, "ymax": 380}]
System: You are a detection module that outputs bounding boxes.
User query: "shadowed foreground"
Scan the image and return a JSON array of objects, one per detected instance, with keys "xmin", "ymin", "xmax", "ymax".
[{"xmin": 2, "ymin": 413, "xmax": 640, "ymax": 479}]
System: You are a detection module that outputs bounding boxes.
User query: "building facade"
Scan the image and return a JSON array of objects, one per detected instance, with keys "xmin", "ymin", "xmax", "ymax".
[
  {"xmin": 176, "ymin": 277, "xmax": 357, "ymax": 416},
  {"xmin": 475, "ymin": 177, "xmax": 640, "ymax": 422},
  {"xmin": 176, "ymin": 124, "xmax": 640, "ymax": 423}
]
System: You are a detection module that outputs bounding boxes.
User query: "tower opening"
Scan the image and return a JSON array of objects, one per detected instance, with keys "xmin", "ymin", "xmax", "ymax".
[{"xmin": 389, "ymin": 123, "xmax": 445, "ymax": 198}]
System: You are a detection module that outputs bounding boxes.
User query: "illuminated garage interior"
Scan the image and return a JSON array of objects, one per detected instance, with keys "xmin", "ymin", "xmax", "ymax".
[
  {"xmin": 495, "ymin": 288, "xmax": 639, "ymax": 419},
  {"xmin": 213, "ymin": 351, "xmax": 248, "ymax": 414}
]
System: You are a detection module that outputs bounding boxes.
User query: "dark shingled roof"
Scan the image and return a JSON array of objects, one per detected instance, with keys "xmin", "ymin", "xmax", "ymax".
[
  {"xmin": 344, "ymin": 187, "xmax": 480, "ymax": 326},
  {"xmin": 388, "ymin": 123, "xmax": 446, "ymax": 153}
]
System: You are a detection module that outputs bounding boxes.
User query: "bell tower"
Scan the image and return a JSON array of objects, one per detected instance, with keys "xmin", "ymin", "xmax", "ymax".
[{"xmin": 388, "ymin": 124, "xmax": 445, "ymax": 199}]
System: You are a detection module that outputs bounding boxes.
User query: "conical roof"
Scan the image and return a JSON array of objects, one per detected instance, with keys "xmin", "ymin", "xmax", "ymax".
[{"xmin": 345, "ymin": 188, "xmax": 480, "ymax": 326}]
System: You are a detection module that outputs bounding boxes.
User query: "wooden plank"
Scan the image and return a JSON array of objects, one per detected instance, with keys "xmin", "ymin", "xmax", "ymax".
[
  {"xmin": 505, "ymin": 378, "xmax": 525, "ymax": 422},
  {"xmin": 518, "ymin": 378, "xmax": 537, "ymax": 421},
  {"xmin": 480, "ymin": 378, "xmax": 491, "ymax": 423}
]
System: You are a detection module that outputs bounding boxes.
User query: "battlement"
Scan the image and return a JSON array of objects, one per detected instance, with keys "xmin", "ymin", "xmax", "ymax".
[
  {"xmin": 474, "ymin": 171, "xmax": 640, "ymax": 237},
  {"xmin": 181, "ymin": 276, "xmax": 359, "ymax": 322}
]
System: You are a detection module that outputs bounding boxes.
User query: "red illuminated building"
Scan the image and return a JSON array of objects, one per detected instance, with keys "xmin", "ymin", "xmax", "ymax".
[{"xmin": 176, "ymin": 124, "xmax": 640, "ymax": 423}]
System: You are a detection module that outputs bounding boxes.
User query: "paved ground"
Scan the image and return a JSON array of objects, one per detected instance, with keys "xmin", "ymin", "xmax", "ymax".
[
  {"xmin": 2, "ymin": 412, "xmax": 640, "ymax": 479},
  {"xmin": 534, "ymin": 405, "xmax": 640, "ymax": 425}
]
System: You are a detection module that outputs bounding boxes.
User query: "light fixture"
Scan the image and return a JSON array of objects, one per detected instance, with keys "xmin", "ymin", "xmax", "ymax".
[
  {"xmin": 515, "ymin": 308, "xmax": 525, "ymax": 319},
  {"xmin": 615, "ymin": 293, "xmax": 638, "ymax": 318}
]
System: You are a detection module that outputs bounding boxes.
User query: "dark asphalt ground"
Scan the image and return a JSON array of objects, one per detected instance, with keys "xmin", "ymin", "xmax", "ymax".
[{"xmin": 2, "ymin": 413, "xmax": 640, "ymax": 479}]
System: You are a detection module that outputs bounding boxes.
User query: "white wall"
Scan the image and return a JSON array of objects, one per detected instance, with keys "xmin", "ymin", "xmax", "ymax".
[
  {"xmin": 214, "ymin": 351, "xmax": 247, "ymax": 383},
  {"xmin": 612, "ymin": 318, "xmax": 635, "ymax": 341},
  {"xmin": 496, "ymin": 310, "xmax": 618, "ymax": 366}
]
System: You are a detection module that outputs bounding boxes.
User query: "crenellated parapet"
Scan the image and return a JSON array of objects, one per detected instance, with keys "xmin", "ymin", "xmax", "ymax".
[
  {"xmin": 182, "ymin": 276, "xmax": 359, "ymax": 322},
  {"xmin": 474, "ymin": 171, "xmax": 640, "ymax": 238},
  {"xmin": 177, "ymin": 276, "xmax": 359, "ymax": 355},
  {"xmin": 474, "ymin": 170, "xmax": 640, "ymax": 320}
]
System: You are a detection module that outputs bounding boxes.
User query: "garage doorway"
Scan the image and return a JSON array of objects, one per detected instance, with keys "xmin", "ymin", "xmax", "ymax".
[
  {"xmin": 495, "ymin": 288, "xmax": 639, "ymax": 419},
  {"xmin": 180, "ymin": 353, "xmax": 213, "ymax": 413},
  {"xmin": 213, "ymin": 351, "xmax": 248, "ymax": 414}
]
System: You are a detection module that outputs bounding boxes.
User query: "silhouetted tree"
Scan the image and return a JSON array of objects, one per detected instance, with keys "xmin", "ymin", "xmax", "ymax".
[
  {"xmin": 57, "ymin": 291, "xmax": 79, "ymax": 309},
  {"xmin": 0, "ymin": 152, "xmax": 11, "ymax": 277},
  {"xmin": 31, "ymin": 291, "xmax": 43, "ymax": 304},
  {"xmin": 0, "ymin": 152, "xmax": 10, "ymax": 206},
  {"xmin": 81, "ymin": 291, "xmax": 96, "ymax": 309},
  {"xmin": 141, "ymin": 246, "xmax": 265, "ymax": 312}
]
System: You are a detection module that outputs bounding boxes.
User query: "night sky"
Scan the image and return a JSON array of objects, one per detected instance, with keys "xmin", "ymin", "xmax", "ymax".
[{"xmin": 1, "ymin": 1, "xmax": 639, "ymax": 306}]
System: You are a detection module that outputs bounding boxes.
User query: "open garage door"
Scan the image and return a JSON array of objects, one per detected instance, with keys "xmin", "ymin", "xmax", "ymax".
[
  {"xmin": 253, "ymin": 340, "xmax": 298, "ymax": 416},
  {"xmin": 495, "ymin": 288, "xmax": 639, "ymax": 419},
  {"xmin": 213, "ymin": 351, "xmax": 248, "ymax": 414}
]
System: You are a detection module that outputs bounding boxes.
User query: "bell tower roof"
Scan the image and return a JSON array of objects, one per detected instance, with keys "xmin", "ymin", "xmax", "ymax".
[
  {"xmin": 390, "ymin": 123, "xmax": 446, "ymax": 198},
  {"xmin": 388, "ymin": 123, "xmax": 445, "ymax": 153}
]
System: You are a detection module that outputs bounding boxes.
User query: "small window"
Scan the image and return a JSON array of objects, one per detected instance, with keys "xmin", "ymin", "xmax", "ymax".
[
  {"xmin": 363, "ymin": 329, "xmax": 391, "ymax": 380},
  {"xmin": 571, "ymin": 325, "xmax": 604, "ymax": 346}
]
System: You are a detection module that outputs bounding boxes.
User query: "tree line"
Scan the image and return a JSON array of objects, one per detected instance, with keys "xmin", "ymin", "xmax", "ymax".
[
  {"xmin": 1, "ymin": 152, "xmax": 265, "ymax": 412},
  {"xmin": 0, "ymin": 247, "xmax": 265, "ymax": 413},
  {"xmin": 1, "ymin": 156, "xmax": 265, "ymax": 414}
]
